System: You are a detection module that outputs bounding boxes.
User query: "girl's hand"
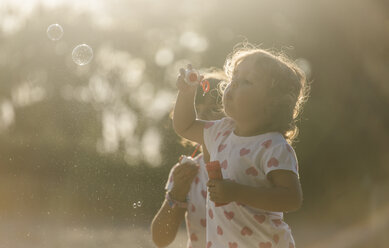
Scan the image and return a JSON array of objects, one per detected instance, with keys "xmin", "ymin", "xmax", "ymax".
[
  {"xmin": 176, "ymin": 64, "xmax": 204, "ymax": 93},
  {"xmin": 169, "ymin": 158, "xmax": 200, "ymax": 201},
  {"xmin": 207, "ymin": 179, "xmax": 240, "ymax": 204}
]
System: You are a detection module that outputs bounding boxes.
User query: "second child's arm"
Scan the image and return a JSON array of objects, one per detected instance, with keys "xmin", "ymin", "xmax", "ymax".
[{"xmin": 173, "ymin": 66, "xmax": 206, "ymax": 145}]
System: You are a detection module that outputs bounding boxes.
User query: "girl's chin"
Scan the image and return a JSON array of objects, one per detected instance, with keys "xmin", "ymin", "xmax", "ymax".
[{"xmin": 223, "ymin": 106, "xmax": 233, "ymax": 118}]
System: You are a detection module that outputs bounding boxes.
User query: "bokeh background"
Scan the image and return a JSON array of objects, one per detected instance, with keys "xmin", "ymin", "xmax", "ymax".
[{"xmin": 0, "ymin": 0, "xmax": 388, "ymax": 247}]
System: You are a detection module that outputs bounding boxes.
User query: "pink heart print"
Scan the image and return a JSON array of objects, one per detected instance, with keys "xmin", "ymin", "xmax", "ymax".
[
  {"xmin": 273, "ymin": 234, "xmax": 279, "ymax": 244},
  {"xmin": 240, "ymin": 226, "xmax": 253, "ymax": 236},
  {"xmin": 259, "ymin": 242, "xmax": 272, "ymax": 248},
  {"xmin": 245, "ymin": 167, "xmax": 258, "ymax": 176},
  {"xmin": 254, "ymin": 214, "xmax": 266, "ymax": 224},
  {"xmin": 223, "ymin": 130, "xmax": 232, "ymax": 136},
  {"xmin": 267, "ymin": 157, "xmax": 279, "ymax": 168},
  {"xmin": 195, "ymin": 176, "xmax": 199, "ymax": 184},
  {"xmin": 191, "ymin": 204, "xmax": 196, "ymax": 212},
  {"xmin": 239, "ymin": 148, "xmax": 250, "ymax": 156},
  {"xmin": 200, "ymin": 218, "xmax": 206, "ymax": 227},
  {"xmin": 221, "ymin": 160, "xmax": 228, "ymax": 169},
  {"xmin": 224, "ymin": 210, "xmax": 234, "ymax": 220},
  {"xmin": 289, "ymin": 243, "xmax": 295, "ymax": 248},
  {"xmin": 229, "ymin": 242, "xmax": 238, "ymax": 248},
  {"xmin": 190, "ymin": 233, "xmax": 198, "ymax": 241},
  {"xmin": 201, "ymin": 190, "xmax": 207, "ymax": 199},
  {"xmin": 215, "ymin": 132, "xmax": 221, "ymax": 141},
  {"xmin": 209, "ymin": 209, "xmax": 214, "ymax": 219},
  {"xmin": 207, "ymin": 241, "xmax": 212, "ymax": 248},
  {"xmin": 218, "ymin": 143, "xmax": 227, "ymax": 152},
  {"xmin": 271, "ymin": 219, "xmax": 282, "ymax": 227},
  {"xmin": 217, "ymin": 225, "xmax": 223, "ymax": 235},
  {"xmin": 204, "ymin": 122, "xmax": 215, "ymax": 129},
  {"xmin": 262, "ymin": 139, "xmax": 272, "ymax": 148}
]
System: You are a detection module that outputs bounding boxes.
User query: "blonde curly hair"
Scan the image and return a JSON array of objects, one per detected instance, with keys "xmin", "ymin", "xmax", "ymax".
[{"xmin": 221, "ymin": 43, "xmax": 310, "ymax": 144}]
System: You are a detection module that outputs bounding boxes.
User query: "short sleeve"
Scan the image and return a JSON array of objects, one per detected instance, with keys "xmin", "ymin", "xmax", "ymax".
[
  {"xmin": 203, "ymin": 117, "xmax": 233, "ymax": 155},
  {"xmin": 260, "ymin": 143, "xmax": 299, "ymax": 177}
]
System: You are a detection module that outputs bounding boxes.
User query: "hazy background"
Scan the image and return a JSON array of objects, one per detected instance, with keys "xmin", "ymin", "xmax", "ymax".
[{"xmin": 0, "ymin": 0, "xmax": 388, "ymax": 247}]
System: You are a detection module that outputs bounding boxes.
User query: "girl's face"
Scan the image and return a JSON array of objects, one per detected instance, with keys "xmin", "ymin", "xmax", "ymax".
[{"xmin": 223, "ymin": 55, "xmax": 268, "ymax": 125}]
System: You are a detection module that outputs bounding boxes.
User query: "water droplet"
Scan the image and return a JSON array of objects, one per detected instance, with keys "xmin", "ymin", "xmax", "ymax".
[
  {"xmin": 47, "ymin": 24, "xmax": 64, "ymax": 41},
  {"xmin": 72, "ymin": 44, "xmax": 93, "ymax": 66},
  {"xmin": 137, "ymin": 201, "xmax": 142, "ymax": 207},
  {"xmin": 132, "ymin": 202, "xmax": 137, "ymax": 208}
]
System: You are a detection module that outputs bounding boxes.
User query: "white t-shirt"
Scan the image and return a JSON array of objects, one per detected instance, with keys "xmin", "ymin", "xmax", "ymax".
[
  {"xmin": 203, "ymin": 117, "xmax": 298, "ymax": 248},
  {"xmin": 165, "ymin": 154, "xmax": 208, "ymax": 248}
]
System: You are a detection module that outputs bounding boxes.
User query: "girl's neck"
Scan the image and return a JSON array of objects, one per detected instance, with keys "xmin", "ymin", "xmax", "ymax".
[{"xmin": 233, "ymin": 120, "xmax": 270, "ymax": 137}]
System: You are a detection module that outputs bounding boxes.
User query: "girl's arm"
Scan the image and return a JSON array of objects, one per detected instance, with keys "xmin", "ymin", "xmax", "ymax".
[
  {"xmin": 207, "ymin": 170, "xmax": 303, "ymax": 212},
  {"xmin": 173, "ymin": 66, "xmax": 206, "ymax": 145},
  {"xmin": 151, "ymin": 200, "xmax": 187, "ymax": 247},
  {"xmin": 151, "ymin": 160, "xmax": 199, "ymax": 247}
]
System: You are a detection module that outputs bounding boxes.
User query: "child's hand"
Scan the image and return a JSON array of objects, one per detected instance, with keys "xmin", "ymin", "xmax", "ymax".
[
  {"xmin": 176, "ymin": 64, "xmax": 204, "ymax": 92},
  {"xmin": 207, "ymin": 179, "xmax": 239, "ymax": 204},
  {"xmin": 169, "ymin": 159, "xmax": 200, "ymax": 201}
]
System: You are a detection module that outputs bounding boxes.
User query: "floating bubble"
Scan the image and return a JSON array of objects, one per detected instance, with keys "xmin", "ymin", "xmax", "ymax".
[
  {"xmin": 72, "ymin": 44, "xmax": 93, "ymax": 66},
  {"xmin": 47, "ymin": 24, "xmax": 64, "ymax": 41},
  {"xmin": 132, "ymin": 202, "xmax": 137, "ymax": 208},
  {"xmin": 137, "ymin": 201, "xmax": 142, "ymax": 207}
]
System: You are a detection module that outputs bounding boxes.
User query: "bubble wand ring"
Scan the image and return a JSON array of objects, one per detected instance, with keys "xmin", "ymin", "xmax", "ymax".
[{"xmin": 201, "ymin": 80, "xmax": 210, "ymax": 94}]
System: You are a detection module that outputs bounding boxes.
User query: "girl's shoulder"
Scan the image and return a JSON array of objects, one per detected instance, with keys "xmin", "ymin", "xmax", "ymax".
[
  {"xmin": 208, "ymin": 117, "xmax": 235, "ymax": 131},
  {"xmin": 263, "ymin": 132, "xmax": 288, "ymax": 145},
  {"xmin": 249, "ymin": 132, "xmax": 290, "ymax": 153}
]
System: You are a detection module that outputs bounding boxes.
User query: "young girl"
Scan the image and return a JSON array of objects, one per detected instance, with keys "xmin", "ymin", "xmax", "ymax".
[{"xmin": 173, "ymin": 45, "xmax": 309, "ymax": 248}]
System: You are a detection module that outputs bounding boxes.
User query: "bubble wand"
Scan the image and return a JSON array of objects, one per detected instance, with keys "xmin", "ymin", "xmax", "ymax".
[
  {"xmin": 185, "ymin": 68, "xmax": 210, "ymax": 95},
  {"xmin": 190, "ymin": 144, "xmax": 201, "ymax": 158}
]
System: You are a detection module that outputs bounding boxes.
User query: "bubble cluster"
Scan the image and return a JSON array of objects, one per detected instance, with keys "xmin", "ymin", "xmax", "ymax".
[
  {"xmin": 47, "ymin": 24, "xmax": 64, "ymax": 41},
  {"xmin": 132, "ymin": 200, "xmax": 142, "ymax": 208},
  {"xmin": 72, "ymin": 44, "xmax": 94, "ymax": 66}
]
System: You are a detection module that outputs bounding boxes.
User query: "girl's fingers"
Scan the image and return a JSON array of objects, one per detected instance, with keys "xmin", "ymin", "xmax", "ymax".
[
  {"xmin": 208, "ymin": 187, "xmax": 215, "ymax": 194},
  {"xmin": 179, "ymin": 68, "xmax": 186, "ymax": 75},
  {"xmin": 174, "ymin": 168, "xmax": 198, "ymax": 182},
  {"xmin": 175, "ymin": 168, "xmax": 197, "ymax": 180},
  {"xmin": 207, "ymin": 180, "xmax": 216, "ymax": 187}
]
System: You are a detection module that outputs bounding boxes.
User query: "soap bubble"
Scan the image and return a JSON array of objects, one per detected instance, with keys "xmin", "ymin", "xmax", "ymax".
[
  {"xmin": 137, "ymin": 201, "xmax": 142, "ymax": 207},
  {"xmin": 47, "ymin": 24, "xmax": 64, "ymax": 41},
  {"xmin": 72, "ymin": 44, "xmax": 93, "ymax": 66},
  {"xmin": 132, "ymin": 202, "xmax": 137, "ymax": 208}
]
